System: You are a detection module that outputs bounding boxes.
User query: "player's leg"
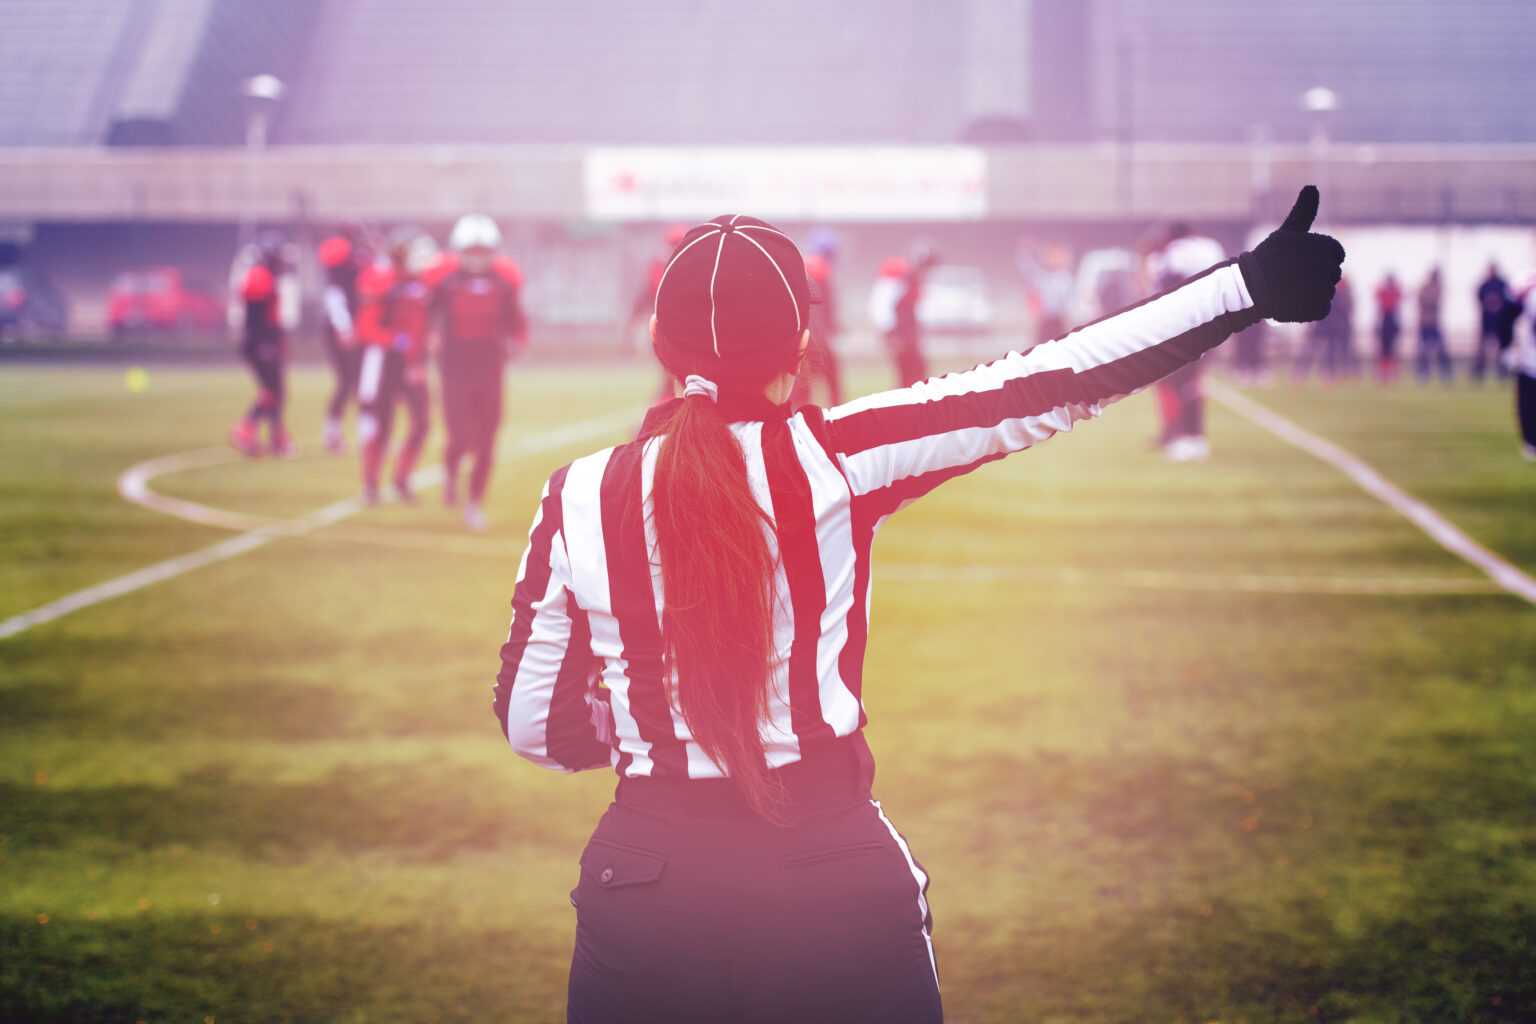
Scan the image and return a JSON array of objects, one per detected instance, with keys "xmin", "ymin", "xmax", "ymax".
[
  {"xmin": 322, "ymin": 328, "xmax": 353, "ymax": 454},
  {"xmin": 229, "ymin": 342, "xmax": 267, "ymax": 456},
  {"xmin": 893, "ymin": 332, "xmax": 927, "ymax": 388},
  {"xmin": 393, "ymin": 372, "xmax": 431, "ymax": 503},
  {"xmin": 462, "ymin": 363, "xmax": 504, "ymax": 531},
  {"xmin": 260, "ymin": 339, "xmax": 297, "ymax": 457},
  {"xmin": 822, "ymin": 338, "xmax": 844, "ymax": 406},
  {"xmin": 440, "ymin": 354, "xmax": 470, "ymax": 507},
  {"xmin": 357, "ymin": 347, "xmax": 397, "ymax": 503},
  {"xmin": 1155, "ymin": 378, "xmax": 1181, "ymax": 446}
]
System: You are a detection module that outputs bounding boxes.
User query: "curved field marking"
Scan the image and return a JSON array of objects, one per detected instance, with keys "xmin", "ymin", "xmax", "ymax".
[
  {"xmin": 118, "ymin": 448, "xmax": 279, "ymax": 531},
  {"xmin": 0, "ymin": 407, "xmax": 640, "ymax": 641},
  {"xmin": 1209, "ymin": 379, "xmax": 1536, "ymax": 607}
]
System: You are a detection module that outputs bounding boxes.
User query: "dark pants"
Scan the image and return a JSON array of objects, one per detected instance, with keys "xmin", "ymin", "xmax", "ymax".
[
  {"xmin": 441, "ymin": 344, "xmax": 505, "ymax": 504},
  {"xmin": 1415, "ymin": 324, "xmax": 1452, "ymax": 382},
  {"xmin": 567, "ymin": 739, "xmax": 942, "ymax": 1024},
  {"xmin": 241, "ymin": 333, "xmax": 286, "ymax": 429},
  {"xmin": 323, "ymin": 327, "xmax": 362, "ymax": 420},
  {"xmin": 1473, "ymin": 321, "xmax": 1512, "ymax": 380},
  {"xmin": 1518, "ymin": 373, "xmax": 1536, "ymax": 447},
  {"xmin": 358, "ymin": 346, "xmax": 429, "ymax": 488}
]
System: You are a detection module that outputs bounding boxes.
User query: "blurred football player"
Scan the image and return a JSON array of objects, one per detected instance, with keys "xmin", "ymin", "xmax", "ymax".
[
  {"xmin": 431, "ymin": 214, "xmax": 528, "ymax": 531},
  {"xmin": 356, "ymin": 226, "xmax": 437, "ymax": 505},
  {"xmin": 884, "ymin": 243, "xmax": 938, "ymax": 388},
  {"xmin": 316, "ymin": 222, "xmax": 373, "ymax": 454},
  {"xmin": 789, "ymin": 227, "xmax": 844, "ymax": 408},
  {"xmin": 228, "ymin": 231, "xmax": 297, "ymax": 458},
  {"xmin": 1147, "ymin": 222, "xmax": 1226, "ymax": 461},
  {"xmin": 624, "ymin": 224, "xmax": 687, "ymax": 358}
]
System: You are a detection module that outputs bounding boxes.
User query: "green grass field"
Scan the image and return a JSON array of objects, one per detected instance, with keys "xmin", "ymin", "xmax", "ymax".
[{"xmin": 2, "ymin": 358, "xmax": 1534, "ymax": 1023}]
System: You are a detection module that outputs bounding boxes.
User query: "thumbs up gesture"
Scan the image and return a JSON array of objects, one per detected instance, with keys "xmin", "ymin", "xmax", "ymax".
[{"xmin": 1238, "ymin": 186, "xmax": 1346, "ymax": 323}]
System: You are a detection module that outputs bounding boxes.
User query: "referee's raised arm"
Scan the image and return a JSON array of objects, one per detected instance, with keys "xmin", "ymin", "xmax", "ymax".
[{"xmin": 819, "ymin": 186, "xmax": 1344, "ymax": 513}]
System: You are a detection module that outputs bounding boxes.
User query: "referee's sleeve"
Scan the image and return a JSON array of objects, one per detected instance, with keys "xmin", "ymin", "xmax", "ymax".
[
  {"xmin": 494, "ymin": 468, "xmax": 611, "ymax": 773},
  {"xmin": 822, "ymin": 259, "xmax": 1257, "ymax": 510}
]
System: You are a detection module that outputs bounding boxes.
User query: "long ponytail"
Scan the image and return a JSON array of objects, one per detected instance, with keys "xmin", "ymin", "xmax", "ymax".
[
  {"xmin": 652, "ymin": 395, "xmax": 784, "ymax": 819},
  {"xmin": 650, "ymin": 336, "xmax": 801, "ymax": 822}
]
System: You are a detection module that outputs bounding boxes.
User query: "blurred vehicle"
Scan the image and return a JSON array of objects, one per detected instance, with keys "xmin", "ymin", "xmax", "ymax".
[
  {"xmin": 0, "ymin": 265, "xmax": 69, "ymax": 342},
  {"xmin": 916, "ymin": 265, "xmax": 993, "ymax": 333},
  {"xmin": 106, "ymin": 267, "xmax": 225, "ymax": 338},
  {"xmin": 1071, "ymin": 247, "xmax": 1140, "ymax": 324}
]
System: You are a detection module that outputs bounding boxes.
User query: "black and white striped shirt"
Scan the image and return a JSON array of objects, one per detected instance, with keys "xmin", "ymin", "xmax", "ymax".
[{"xmin": 495, "ymin": 259, "xmax": 1258, "ymax": 777}]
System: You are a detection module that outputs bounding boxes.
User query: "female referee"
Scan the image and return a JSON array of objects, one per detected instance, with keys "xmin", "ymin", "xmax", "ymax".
[{"xmin": 494, "ymin": 190, "xmax": 1344, "ymax": 1023}]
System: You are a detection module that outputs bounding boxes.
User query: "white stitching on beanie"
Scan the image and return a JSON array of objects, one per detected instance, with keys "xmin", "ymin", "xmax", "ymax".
[
  {"xmin": 734, "ymin": 229, "xmax": 802, "ymax": 333},
  {"xmin": 652, "ymin": 226, "xmax": 721, "ymax": 316},
  {"xmin": 707, "ymin": 227, "xmax": 728, "ymax": 357}
]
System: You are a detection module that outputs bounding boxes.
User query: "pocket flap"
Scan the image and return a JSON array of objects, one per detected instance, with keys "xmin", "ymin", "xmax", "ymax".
[{"xmin": 581, "ymin": 838, "xmax": 667, "ymax": 888}]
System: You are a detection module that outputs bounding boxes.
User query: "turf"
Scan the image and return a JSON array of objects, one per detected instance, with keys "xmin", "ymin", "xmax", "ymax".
[{"xmin": 1, "ymin": 359, "xmax": 1533, "ymax": 1023}]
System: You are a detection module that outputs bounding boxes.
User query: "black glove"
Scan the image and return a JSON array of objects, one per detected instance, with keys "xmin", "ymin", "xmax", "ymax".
[{"xmin": 1238, "ymin": 186, "xmax": 1346, "ymax": 323}]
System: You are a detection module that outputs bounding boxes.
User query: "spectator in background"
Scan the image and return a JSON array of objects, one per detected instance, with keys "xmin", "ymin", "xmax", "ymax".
[
  {"xmin": 790, "ymin": 227, "xmax": 844, "ymax": 408},
  {"xmin": 316, "ymin": 223, "xmax": 374, "ymax": 454},
  {"xmin": 1146, "ymin": 222, "xmax": 1225, "ymax": 461},
  {"xmin": 1415, "ymin": 266, "xmax": 1453, "ymax": 384},
  {"xmin": 1374, "ymin": 272, "xmax": 1403, "ymax": 384},
  {"xmin": 1295, "ymin": 275, "xmax": 1354, "ymax": 386},
  {"xmin": 228, "ymin": 232, "xmax": 297, "ymax": 458},
  {"xmin": 1473, "ymin": 263, "xmax": 1515, "ymax": 381},
  {"xmin": 431, "ymin": 214, "xmax": 528, "ymax": 532}
]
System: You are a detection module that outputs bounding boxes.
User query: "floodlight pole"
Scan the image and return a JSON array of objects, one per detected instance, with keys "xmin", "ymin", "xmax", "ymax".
[
  {"xmin": 1301, "ymin": 86, "xmax": 1338, "ymax": 226},
  {"xmin": 239, "ymin": 74, "xmax": 285, "ymax": 249}
]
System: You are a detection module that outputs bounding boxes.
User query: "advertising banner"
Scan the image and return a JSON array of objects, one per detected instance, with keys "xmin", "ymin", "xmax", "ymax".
[{"xmin": 585, "ymin": 147, "xmax": 987, "ymax": 221}]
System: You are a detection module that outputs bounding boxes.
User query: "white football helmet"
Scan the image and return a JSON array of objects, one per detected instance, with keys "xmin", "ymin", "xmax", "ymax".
[{"xmin": 450, "ymin": 213, "xmax": 502, "ymax": 253}]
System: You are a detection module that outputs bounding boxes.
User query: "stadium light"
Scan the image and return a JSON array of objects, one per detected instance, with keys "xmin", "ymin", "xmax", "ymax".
[{"xmin": 1301, "ymin": 86, "xmax": 1339, "ymax": 115}]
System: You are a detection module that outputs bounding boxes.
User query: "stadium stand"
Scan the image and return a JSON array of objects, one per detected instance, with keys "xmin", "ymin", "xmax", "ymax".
[
  {"xmin": 1088, "ymin": 0, "xmax": 1536, "ymax": 145},
  {"xmin": 4, "ymin": 0, "xmax": 1536, "ymax": 149},
  {"xmin": 281, "ymin": 0, "xmax": 966, "ymax": 145},
  {"xmin": 105, "ymin": 0, "xmax": 217, "ymax": 145},
  {"xmin": 0, "ymin": 0, "xmax": 137, "ymax": 146}
]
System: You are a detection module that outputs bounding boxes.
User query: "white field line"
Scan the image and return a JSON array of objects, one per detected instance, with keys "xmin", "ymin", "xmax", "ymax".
[
  {"xmin": 877, "ymin": 562, "xmax": 1501, "ymax": 595},
  {"xmin": 0, "ymin": 407, "xmax": 639, "ymax": 641},
  {"xmin": 1208, "ymin": 379, "xmax": 1536, "ymax": 607},
  {"xmin": 116, "ymin": 456, "xmax": 1505, "ymax": 594}
]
